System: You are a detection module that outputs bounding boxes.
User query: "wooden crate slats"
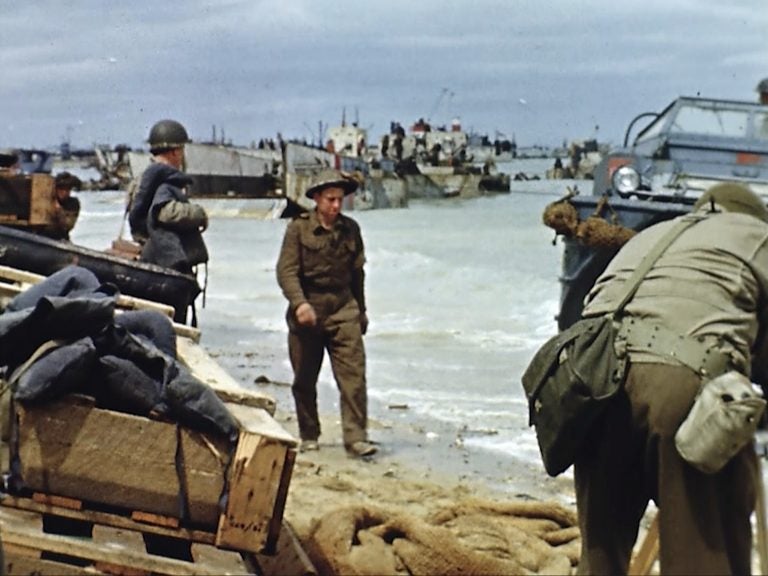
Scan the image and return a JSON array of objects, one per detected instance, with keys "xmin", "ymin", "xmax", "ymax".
[
  {"xmin": 15, "ymin": 400, "xmax": 229, "ymax": 526},
  {"xmin": 216, "ymin": 435, "xmax": 292, "ymax": 552}
]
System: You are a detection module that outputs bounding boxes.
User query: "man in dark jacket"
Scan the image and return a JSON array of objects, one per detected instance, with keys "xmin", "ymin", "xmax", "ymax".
[
  {"xmin": 276, "ymin": 169, "xmax": 376, "ymax": 458},
  {"xmin": 129, "ymin": 119, "xmax": 208, "ymax": 275}
]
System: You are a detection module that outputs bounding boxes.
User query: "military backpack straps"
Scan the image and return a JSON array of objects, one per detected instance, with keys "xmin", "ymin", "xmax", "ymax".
[{"xmin": 521, "ymin": 214, "xmax": 705, "ymax": 476}]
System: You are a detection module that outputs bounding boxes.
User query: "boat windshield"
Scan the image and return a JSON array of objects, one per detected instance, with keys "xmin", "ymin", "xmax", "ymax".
[
  {"xmin": 668, "ymin": 105, "xmax": 749, "ymax": 138},
  {"xmin": 636, "ymin": 99, "xmax": 768, "ymax": 144},
  {"xmin": 756, "ymin": 110, "xmax": 768, "ymax": 140}
]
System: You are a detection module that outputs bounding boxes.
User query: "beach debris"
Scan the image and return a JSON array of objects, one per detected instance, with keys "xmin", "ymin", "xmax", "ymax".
[{"xmin": 388, "ymin": 403, "xmax": 409, "ymax": 410}]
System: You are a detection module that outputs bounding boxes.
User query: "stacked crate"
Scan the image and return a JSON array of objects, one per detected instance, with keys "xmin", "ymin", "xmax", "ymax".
[{"xmin": 0, "ymin": 266, "xmax": 313, "ymax": 575}]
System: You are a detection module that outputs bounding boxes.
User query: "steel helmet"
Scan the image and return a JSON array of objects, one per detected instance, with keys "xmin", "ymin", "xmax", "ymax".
[
  {"xmin": 148, "ymin": 119, "xmax": 190, "ymax": 152},
  {"xmin": 693, "ymin": 182, "xmax": 768, "ymax": 223}
]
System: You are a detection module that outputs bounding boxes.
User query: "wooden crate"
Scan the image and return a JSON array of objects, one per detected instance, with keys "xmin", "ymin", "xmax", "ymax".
[
  {"xmin": 0, "ymin": 174, "xmax": 55, "ymax": 226},
  {"xmin": 2, "ymin": 264, "xmax": 295, "ymax": 556},
  {"xmin": 28, "ymin": 174, "xmax": 56, "ymax": 225},
  {"xmin": 12, "ymin": 394, "xmax": 296, "ymax": 555}
]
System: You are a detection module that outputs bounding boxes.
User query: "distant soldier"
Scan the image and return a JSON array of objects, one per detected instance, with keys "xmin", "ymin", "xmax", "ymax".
[
  {"xmin": 276, "ymin": 169, "xmax": 376, "ymax": 458},
  {"xmin": 43, "ymin": 171, "xmax": 82, "ymax": 241},
  {"xmin": 758, "ymin": 77, "xmax": 768, "ymax": 105},
  {"xmin": 128, "ymin": 119, "xmax": 208, "ymax": 275},
  {"xmin": 0, "ymin": 149, "xmax": 19, "ymax": 175}
]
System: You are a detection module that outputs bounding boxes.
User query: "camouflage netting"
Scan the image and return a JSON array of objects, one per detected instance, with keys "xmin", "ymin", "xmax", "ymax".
[
  {"xmin": 543, "ymin": 196, "xmax": 636, "ymax": 249},
  {"xmin": 575, "ymin": 216, "xmax": 636, "ymax": 248},
  {"xmin": 306, "ymin": 498, "xmax": 580, "ymax": 575},
  {"xmin": 542, "ymin": 199, "xmax": 579, "ymax": 237}
]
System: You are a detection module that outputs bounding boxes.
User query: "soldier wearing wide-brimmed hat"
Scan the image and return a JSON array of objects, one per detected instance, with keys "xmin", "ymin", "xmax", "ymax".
[{"xmin": 276, "ymin": 168, "xmax": 377, "ymax": 458}]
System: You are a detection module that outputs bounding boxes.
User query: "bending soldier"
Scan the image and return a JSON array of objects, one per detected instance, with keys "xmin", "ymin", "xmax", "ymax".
[{"xmin": 575, "ymin": 183, "xmax": 768, "ymax": 575}]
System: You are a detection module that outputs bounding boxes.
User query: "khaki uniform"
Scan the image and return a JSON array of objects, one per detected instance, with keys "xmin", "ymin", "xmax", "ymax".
[
  {"xmin": 276, "ymin": 210, "xmax": 368, "ymax": 446},
  {"xmin": 576, "ymin": 209, "xmax": 768, "ymax": 575}
]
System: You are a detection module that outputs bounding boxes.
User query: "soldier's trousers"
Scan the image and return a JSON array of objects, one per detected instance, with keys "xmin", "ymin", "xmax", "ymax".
[
  {"xmin": 288, "ymin": 299, "xmax": 368, "ymax": 447},
  {"xmin": 574, "ymin": 363, "xmax": 756, "ymax": 575}
]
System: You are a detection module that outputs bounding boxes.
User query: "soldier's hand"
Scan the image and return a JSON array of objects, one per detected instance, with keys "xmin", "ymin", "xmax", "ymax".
[
  {"xmin": 295, "ymin": 302, "xmax": 317, "ymax": 327},
  {"xmin": 360, "ymin": 312, "xmax": 369, "ymax": 335},
  {"xmin": 194, "ymin": 205, "xmax": 208, "ymax": 231}
]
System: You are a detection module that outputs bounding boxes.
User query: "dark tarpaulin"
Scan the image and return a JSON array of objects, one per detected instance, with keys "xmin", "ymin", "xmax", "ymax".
[{"xmin": 0, "ymin": 266, "xmax": 238, "ymax": 440}]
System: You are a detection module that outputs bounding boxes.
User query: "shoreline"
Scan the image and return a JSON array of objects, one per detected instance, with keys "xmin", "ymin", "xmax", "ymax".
[
  {"xmin": 207, "ymin": 346, "xmax": 586, "ymax": 573},
  {"xmin": 209, "ymin": 349, "xmax": 575, "ymax": 506},
  {"xmin": 273, "ymin": 406, "xmax": 584, "ymax": 574},
  {"xmin": 210, "ymin": 345, "xmax": 577, "ymax": 505}
]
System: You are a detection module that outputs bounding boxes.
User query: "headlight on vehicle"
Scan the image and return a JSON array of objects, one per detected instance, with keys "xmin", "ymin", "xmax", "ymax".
[{"xmin": 612, "ymin": 166, "xmax": 640, "ymax": 194}]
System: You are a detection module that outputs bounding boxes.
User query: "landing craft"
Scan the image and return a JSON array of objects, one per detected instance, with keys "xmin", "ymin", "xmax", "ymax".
[
  {"xmin": 544, "ymin": 91, "xmax": 768, "ymax": 329},
  {"xmin": 0, "ymin": 172, "xmax": 201, "ymax": 323}
]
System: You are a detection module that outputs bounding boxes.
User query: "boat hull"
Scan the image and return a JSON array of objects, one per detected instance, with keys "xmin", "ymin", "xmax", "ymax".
[
  {"xmin": 0, "ymin": 225, "xmax": 200, "ymax": 321},
  {"xmin": 557, "ymin": 196, "xmax": 689, "ymax": 330}
]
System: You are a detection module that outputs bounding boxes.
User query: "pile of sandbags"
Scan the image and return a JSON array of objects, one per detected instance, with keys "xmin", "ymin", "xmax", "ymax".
[{"xmin": 306, "ymin": 498, "xmax": 579, "ymax": 575}]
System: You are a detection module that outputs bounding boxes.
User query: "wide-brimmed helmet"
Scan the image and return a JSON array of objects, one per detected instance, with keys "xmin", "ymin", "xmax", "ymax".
[{"xmin": 693, "ymin": 182, "xmax": 768, "ymax": 223}]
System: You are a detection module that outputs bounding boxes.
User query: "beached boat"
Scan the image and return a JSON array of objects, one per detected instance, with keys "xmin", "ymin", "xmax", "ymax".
[
  {"xmin": 546, "ymin": 94, "xmax": 768, "ymax": 330},
  {"xmin": 0, "ymin": 173, "xmax": 201, "ymax": 322},
  {"xmin": 545, "ymin": 138, "xmax": 606, "ymax": 180},
  {"xmin": 283, "ymin": 142, "xmax": 407, "ymax": 212},
  {"xmin": 0, "ymin": 224, "xmax": 201, "ymax": 322},
  {"xmin": 127, "ymin": 142, "xmax": 282, "ymax": 199},
  {"xmin": 379, "ymin": 119, "xmax": 511, "ymax": 198}
]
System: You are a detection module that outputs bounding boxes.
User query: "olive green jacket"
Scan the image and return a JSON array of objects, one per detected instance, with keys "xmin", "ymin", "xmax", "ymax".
[
  {"xmin": 276, "ymin": 210, "xmax": 366, "ymax": 318},
  {"xmin": 583, "ymin": 208, "xmax": 768, "ymax": 384}
]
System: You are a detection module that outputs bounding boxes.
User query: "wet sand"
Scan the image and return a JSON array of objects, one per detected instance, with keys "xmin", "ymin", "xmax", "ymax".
[{"xmin": 209, "ymin": 347, "xmax": 584, "ymax": 572}]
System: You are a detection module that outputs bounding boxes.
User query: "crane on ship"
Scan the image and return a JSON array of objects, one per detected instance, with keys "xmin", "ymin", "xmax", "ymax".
[{"xmin": 427, "ymin": 87, "xmax": 455, "ymax": 127}]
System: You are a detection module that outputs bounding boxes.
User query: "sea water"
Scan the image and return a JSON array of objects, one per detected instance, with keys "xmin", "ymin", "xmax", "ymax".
[{"xmin": 70, "ymin": 158, "xmax": 583, "ymax": 496}]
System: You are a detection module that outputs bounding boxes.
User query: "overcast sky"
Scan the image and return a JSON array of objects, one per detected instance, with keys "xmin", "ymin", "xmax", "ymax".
[{"xmin": 2, "ymin": 0, "xmax": 767, "ymax": 151}]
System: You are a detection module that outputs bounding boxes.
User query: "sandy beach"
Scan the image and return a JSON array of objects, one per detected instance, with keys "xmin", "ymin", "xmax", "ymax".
[
  {"xmin": 209, "ymin": 349, "xmax": 585, "ymax": 574},
  {"xmin": 275, "ymin": 406, "xmax": 583, "ymax": 574}
]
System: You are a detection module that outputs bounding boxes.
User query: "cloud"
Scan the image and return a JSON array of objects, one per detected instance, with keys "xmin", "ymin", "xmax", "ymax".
[{"xmin": 2, "ymin": 0, "xmax": 767, "ymax": 148}]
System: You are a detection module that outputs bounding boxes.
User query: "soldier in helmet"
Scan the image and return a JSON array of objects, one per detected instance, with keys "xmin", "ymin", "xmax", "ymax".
[
  {"xmin": 757, "ymin": 77, "xmax": 768, "ymax": 105},
  {"xmin": 276, "ymin": 169, "xmax": 377, "ymax": 458},
  {"xmin": 128, "ymin": 119, "xmax": 208, "ymax": 276},
  {"xmin": 570, "ymin": 182, "xmax": 768, "ymax": 574}
]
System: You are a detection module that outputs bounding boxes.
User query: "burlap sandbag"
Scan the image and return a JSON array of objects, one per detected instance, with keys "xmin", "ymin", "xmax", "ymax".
[
  {"xmin": 308, "ymin": 499, "xmax": 579, "ymax": 575},
  {"xmin": 427, "ymin": 499, "xmax": 577, "ymax": 574}
]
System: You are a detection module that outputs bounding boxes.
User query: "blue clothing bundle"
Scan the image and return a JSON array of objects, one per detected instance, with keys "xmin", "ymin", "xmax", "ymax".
[{"xmin": 0, "ymin": 265, "xmax": 237, "ymax": 440}]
